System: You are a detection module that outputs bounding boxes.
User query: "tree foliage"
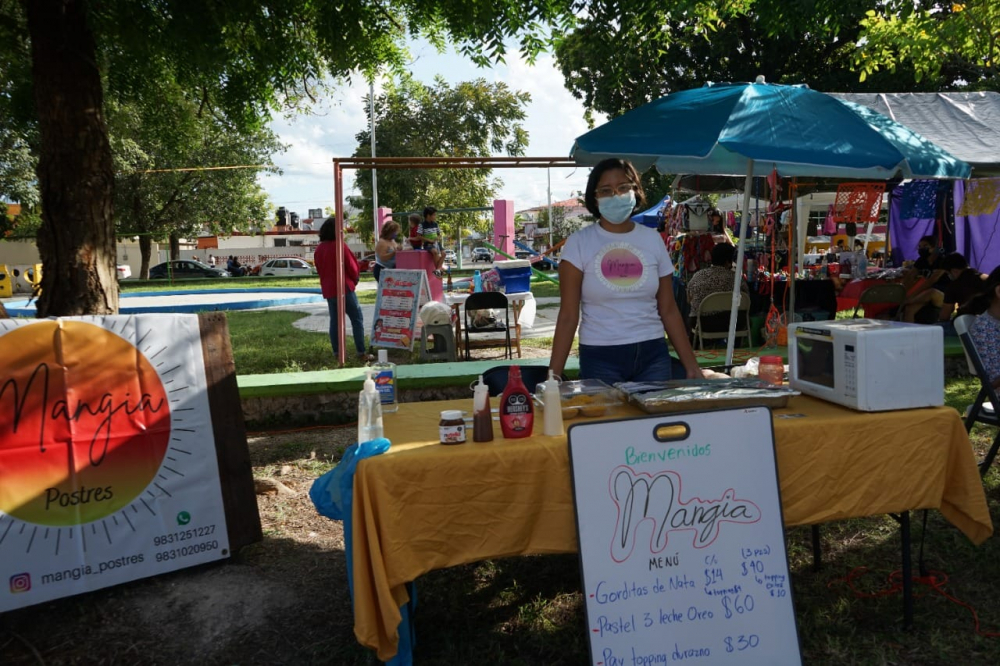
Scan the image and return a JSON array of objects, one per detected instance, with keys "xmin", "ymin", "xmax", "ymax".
[
  {"xmin": 108, "ymin": 83, "xmax": 283, "ymax": 277},
  {"xmin": 0, "ymin": 0, "xmax": 577, "ymax": 315},
  {"xmin": 350, "ymin": 75, "xmax": 531, "ymax": 244},
  {"xmin": 856, "ymin": 1, "xmax": 1000, "ymax": 89},
  {"xmin": 553, "ymin": 0, "xmax": 939, "ymax": 120}
]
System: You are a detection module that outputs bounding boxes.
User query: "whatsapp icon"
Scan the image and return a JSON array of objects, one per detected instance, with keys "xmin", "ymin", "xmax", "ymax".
[{"xmin": 176, "ymin": 511, "xmax": 191, "ymax": 526}]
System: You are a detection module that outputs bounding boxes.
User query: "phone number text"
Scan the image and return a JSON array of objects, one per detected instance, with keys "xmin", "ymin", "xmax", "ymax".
[{"xmin": 153, "ymin": 524, "xmax": 217, "ymax": 547}]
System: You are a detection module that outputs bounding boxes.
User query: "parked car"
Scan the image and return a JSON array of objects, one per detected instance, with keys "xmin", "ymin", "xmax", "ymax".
[
  {"xmin": 116, "ymin": 264, "xmax": 132, "ymax": 280},
  {"xmin": 148, "ymin": 260, "xmax": 230, "ymax": 279},
  {"xmin": 358, "ymin": 254, "xmax": 377, "ymax": 272},
  {"xmin": 472, "ymin": 248, "xmax": 492, "ymax": 263},
  {"xmin": 258, "ymin": 257, "xmax": 315, "ymax": 277},
  {"xmin": 444, "ymin": 249, "xmax": 457, "ymax": 264}
]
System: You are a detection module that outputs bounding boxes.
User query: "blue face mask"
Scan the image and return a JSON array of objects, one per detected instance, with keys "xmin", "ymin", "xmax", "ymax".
[{"xmin": 598, "ymin": 191, "xmax": 636, "ymax": 224}]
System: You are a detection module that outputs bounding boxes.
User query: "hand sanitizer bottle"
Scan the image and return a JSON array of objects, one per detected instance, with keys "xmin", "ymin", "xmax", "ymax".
[
  {"xmin": 372, "ymin": 350, "xmax": 398, "ymax": 413},
  {"xmin": 357, "ymin": 367, "xmax": 384, "ymax": 443}
]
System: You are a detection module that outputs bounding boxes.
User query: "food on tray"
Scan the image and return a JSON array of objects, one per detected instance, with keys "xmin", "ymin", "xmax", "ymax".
[
  {"xmin": 561, "ymin": 406, "xmax": 581, "ymax": 419},
  {"xmin": 535, "ymin": 379, "xmax": 621, "ymax": 421},
  {"xmin": 580, "ymin": 404, "xmax": 608, "ymax": 417},
  {"xmin": 615, "ymin": 378, "xmax": 800, "ymax": 414}
]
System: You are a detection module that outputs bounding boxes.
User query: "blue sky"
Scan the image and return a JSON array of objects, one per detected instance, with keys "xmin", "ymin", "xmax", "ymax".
[{"xmin": 257, "ymin": 40, "xmax": 604, "ymax": 219}]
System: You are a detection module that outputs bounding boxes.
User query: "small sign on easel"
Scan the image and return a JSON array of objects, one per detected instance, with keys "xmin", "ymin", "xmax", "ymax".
[
  {"xmin": 568, "ymin": 408, "xmax": 801, "ymax": 665},
  {"xmin": 371, "ymin": 269, "xmax": 431, "ymax": 351}
]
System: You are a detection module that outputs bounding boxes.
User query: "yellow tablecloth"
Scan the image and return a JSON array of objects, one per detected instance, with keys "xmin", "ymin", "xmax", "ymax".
[{"xmin": 352, "ymin": 396, "xmax": 993, "ymax": 661}]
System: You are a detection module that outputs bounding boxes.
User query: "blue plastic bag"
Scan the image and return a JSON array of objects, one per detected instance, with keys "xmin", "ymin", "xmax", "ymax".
[{"xmin": 309, "ymin": 438, "xmax": 415, "ymax": 665}]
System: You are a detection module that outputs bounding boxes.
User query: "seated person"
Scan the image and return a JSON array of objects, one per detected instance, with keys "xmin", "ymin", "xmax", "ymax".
[
  {"xmin": 407, "ymin": 213, "xmax": 423, "ymax": 250},
  {"xmin": 686, "ymin": 243, "xmax": 749, "ymax": 334},
  {"xmin": 913, "ymin": 234, "xmax": 950, "ymax": 290},
  {"xmin": 418, "ymin": 205, "xmax": 445, "ymax": 277},
  {"xmin": 939, "ymin": 253, "xmax": 987, "ymax": 321},
  {"xmin": 969, "ymin": 267, "xmax": 1000, "ymax": 387},
  {"xmin": 227, "ymin": 255, "xmax": 245, "ymax": 276},
  {"xmin": 902, "ymin": 236, "xmax": 951, "ymax": 323}
]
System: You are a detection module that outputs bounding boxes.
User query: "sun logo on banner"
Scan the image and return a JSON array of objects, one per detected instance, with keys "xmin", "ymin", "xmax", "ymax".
[{"xmin": 0, "ymin": 318, "xmax": 182, "ymax": 535}]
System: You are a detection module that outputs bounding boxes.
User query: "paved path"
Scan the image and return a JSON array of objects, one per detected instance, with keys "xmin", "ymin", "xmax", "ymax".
[
  {"xmin": 2, "ymin": 289, "xmax": 562, "ymax": 339},
  {"xmin": 281, "ymin": 296, "xmax": 561, "ymax": 339}
]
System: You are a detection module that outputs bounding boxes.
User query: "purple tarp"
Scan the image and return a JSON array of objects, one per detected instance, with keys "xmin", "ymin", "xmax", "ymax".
[
  {"xmin": 889, "ymin": 181, "xmax": 939, "ymax": 265},
  {"xmin": 954, "ymin": 179, "xmax": 1000, "ymax": 275}
]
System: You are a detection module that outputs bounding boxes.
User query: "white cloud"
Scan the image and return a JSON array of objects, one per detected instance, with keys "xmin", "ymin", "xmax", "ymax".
[{"xmin": 258, "ymin": 42, "xmax": 602, "ymax": 218}]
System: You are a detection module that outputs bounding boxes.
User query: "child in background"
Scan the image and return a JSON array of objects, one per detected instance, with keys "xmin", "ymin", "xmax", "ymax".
[
  {"xmin": 407, "ymin": 213, "xmax": 423, "ymax": 250},
  {"xmin": 418, "ymin": 206, "xmax": 446, "ymax": 277}
]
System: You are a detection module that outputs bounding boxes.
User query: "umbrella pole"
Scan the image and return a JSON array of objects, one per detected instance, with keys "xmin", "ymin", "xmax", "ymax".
[
  {"xmin": 789, "ymin": 178, "xmax": 797, "ymax": 324},
  {"xmin": 726, "ymin": 161, "xmax": 755, "ymax": 365}
]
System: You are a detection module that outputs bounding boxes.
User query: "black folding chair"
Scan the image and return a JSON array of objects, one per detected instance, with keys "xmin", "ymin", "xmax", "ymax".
[
  {"xmin": 954, "ymin": 314, "xmax": 1000, "ymax": 476},
  {"xmin": 463, "ymin": 292, "xmax": 512, "ymax": 361},
  {"xmin": 479, "ymin": 365, "xmax": 563, "ymax": 397}
]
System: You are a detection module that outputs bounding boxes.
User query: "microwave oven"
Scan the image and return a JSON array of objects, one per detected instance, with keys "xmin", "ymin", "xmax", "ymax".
[{"xmin": 788, "ymin": 319, "xmax": 943, "ymax": 412}]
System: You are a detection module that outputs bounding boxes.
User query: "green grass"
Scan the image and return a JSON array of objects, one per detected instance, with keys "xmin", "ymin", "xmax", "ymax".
[{"xmin": 225, "ymin": 311, "xmax": 336, "ymax": 374}]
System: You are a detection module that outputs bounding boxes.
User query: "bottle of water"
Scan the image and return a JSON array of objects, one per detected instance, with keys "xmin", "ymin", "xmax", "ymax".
[{"xmin": 473, "ymin": 270, "xmax": 483, "ymax": 293}]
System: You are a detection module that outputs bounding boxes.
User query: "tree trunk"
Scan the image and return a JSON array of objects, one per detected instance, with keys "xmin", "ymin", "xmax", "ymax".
[
  {"xmin": 139, "ymin": 235, "xmax": 153, "ymax": 279},
  {"xmin": 169, "ymin": 233, "xmax": 180, "ymax": 260},
  {"xmin": 26, "ymin": 0, "xmax": 117, "ymax": 316}
]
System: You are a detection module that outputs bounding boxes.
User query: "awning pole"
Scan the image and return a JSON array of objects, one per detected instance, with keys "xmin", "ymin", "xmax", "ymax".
[{"xmin": 726, "ymin": 161, "xmax": 754, "ymax": 365}]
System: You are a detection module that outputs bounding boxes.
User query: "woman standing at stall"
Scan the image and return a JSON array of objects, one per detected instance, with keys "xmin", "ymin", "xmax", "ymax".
[
  {"xmin": 373, "ymin": 220, "xmax": 400, "ymax": 283},
  {"xmin": 548, "ymin": 158, "xmax": 701, "ymax": 384}
]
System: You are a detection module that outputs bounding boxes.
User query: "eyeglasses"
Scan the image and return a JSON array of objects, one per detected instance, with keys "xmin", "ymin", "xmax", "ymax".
[{"xmin": 595, "ymin": 183, "xmax": 636, "ymax": 199}]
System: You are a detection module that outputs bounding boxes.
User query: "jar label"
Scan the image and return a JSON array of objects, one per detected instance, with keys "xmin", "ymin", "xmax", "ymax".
[{"xmin": 439, "ymin": 424, "xmax": 466, "ymax": 444}]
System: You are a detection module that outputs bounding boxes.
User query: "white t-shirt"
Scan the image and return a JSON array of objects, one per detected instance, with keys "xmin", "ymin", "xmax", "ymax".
[{"xmin": 561, "ymin": 223, "xmax": 675, "ymax": 346}]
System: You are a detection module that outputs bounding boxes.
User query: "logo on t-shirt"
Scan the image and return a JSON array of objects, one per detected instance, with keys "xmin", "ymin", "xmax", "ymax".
[{"xmin": 595, "ymin": 243, "xmax": 648, "ymax": 292}]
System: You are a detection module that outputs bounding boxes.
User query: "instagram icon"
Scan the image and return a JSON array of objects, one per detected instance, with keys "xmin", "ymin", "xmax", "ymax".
[{"xmin": 9, "ymin": 573, "xmax": 31, "ymax": 594}]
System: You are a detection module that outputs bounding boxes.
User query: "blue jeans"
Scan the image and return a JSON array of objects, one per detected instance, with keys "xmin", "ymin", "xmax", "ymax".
[
  {"xmin": 327, "ymin": 293, "xmax": 366, "ymax": 355},
  {"xmin": 579, "ymin": 337, "xmax": 676, "ymax": 384}
]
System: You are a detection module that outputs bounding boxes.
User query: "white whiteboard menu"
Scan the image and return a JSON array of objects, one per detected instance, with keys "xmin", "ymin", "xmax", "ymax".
[{"xmin": 568, "ymin": 408, "xmax": 801, "ymax": 665}]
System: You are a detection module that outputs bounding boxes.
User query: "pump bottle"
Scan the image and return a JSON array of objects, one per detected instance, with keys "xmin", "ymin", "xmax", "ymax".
[
  {"xmin": 541, "ymin": 370, "xmax": 564, "ymax": 437},
  {"xmin": 472, "ymin": 375, "xmax": 494, "ymax": 442},
  {"xmin": 358, "ymin": 367, "xmax": 384, "ymax": 443}
]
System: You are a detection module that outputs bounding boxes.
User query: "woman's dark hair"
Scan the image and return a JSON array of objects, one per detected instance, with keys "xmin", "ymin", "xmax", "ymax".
[
  {"xmin": 918, "ymin": 234, "xmax": 938, "ymax": 248},
  {"xmin": 984, "ymin": 266, "xmax": 1000, "ymax": 303},
  {"xmin": 710, "ymin": 243, "xmax": 736, "ymax": 267},
  {"xmin": 584, "ymin": 158, "xmax": 646, "ymax": 218},
  {"xmin": 319, "ymin": 216, "xmax": 337, "ymax": 242},
  {"xmin": 941, "ymin": 252, "xmax": 969, "ymax": 271}
]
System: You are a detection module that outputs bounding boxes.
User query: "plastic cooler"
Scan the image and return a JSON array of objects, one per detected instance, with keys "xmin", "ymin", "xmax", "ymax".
[{"xmin": 494, "ymin": 259, "xmax": 531, "ymax": 293}]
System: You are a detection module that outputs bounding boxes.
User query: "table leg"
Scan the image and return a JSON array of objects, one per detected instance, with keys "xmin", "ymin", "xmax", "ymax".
[
  {"xmin": 811, "ymin": 525, "xmax": 822, "ymax": 572},
  {"xmin": 512, "ymin": 300, "xmax": 523, "ymax": 359},
  {"xmin": 900, "ymin": 511, "xmax": 913, "ymax": 630}
]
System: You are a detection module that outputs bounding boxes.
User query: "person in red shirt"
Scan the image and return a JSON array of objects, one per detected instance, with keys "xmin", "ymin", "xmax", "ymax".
[{"xmin": 314, "ymin": 217, "xmax": 367, "ymax": 358}]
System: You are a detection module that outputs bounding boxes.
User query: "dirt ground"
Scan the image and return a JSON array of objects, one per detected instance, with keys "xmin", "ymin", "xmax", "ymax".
[
  {"xmin": 0, "ymin": 345, "xmax": 556, "ymax": 666},
  {"xmin": 1, "ymin": 425, "xmax": 367, "ymax": 666}
]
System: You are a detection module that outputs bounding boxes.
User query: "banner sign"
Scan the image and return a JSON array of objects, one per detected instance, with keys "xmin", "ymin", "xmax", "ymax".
[
  {"xmin": 0, "ymin": 315, "xmax": 230, "ymax": 612},
  {"xmin": 568, "ymin": 408, "xmax": 801, "ymax": 666},
  {"xmin": 371, "ymin": 269, "xmax": 430, "ymax": 351}
]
